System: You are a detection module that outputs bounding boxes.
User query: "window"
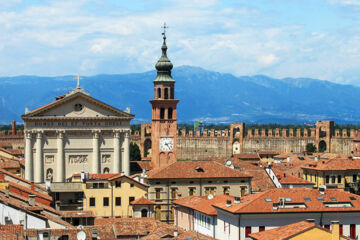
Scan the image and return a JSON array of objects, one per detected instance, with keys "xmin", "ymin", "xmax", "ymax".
[
  {"xmin": 305, "ymin": 173, "xmax": 308, "ymax": 180},
  {"xmin": 331, "ymin": 176, "xmax": 336, "ymax": 184},
  {"xmin": 130, "ymin": 183, "xmax": 134, "ymax": 188},
  {"xmin": 168, "ymin": 108, "xmax": 173, "ymax": 119},
  {"xmin": 265, "ymin": 198, "xmax": 272, "ymax": 202},
  {"xmin": 189, "ymin": 188, "xmax": 195, "ymax": 196},
  {"xmin": 129, "ymin": 197, "xmax": 135, "ymax": 204},
  {"xmin": 170, "ymin": 87, "xmax": 174, "ymax": 99},
  {"xmin": 93, "ymin": 183, "xmax": 99, "ymax": 189},
  {"xmin": 304, "ymin": 197, "xmax": 311, "ymax": 202},
  {"xmin": 350, "ymin": 196, "xmax": 357, "ymax": 201},
  {"xmin": 103, "ymin": 197, "xmax": 109, "ymax": 207},
  {"xmin": 115, "ymin": 197, "xmax": 121, "ymax": 206},
  {"xmin": 156, "ymin": 188, "xmax": 161, "ymax": 200},
  {"xmin": 338, "ymin": 175, "xmax": 342, "ymax": 183},
  {"xmin": 164, "ymin": 88, "xmax": 169, "ymax": 99},
  {"xmin": 171, "ymin": 188, "xmax": 177, "ymax": 199},
  {"xmin": 353, "ymin": 175, "xmax": 357, "ymax": 183},
  {"xmin": 245, "ymin": 226, "xmax": 252, "ymax": 237},
  {"xmin": 330, "ymin": 197, "xmax": 337, "ymax": 202},
  {"xmin": 99, "ymin": 183, "xmax": 105, "ymax": 189},
  {"xmin": 339, "ymin": 224, "xmax": 343, "ymax": 235},
  {"xmin": 324, "ymin": 224, "xmax": 330, "ymax": 230},
  {"xmin": 259, "ymin": 226, "xmax": 265, "ymax": 232},
  {"xmin": 350, "ymin": 224, "xmax": 356, "ymax": 239},
  {"xmin": 157, "ymin": 88, "xmax": 161, "ymax": 98},
  {"xmin": 89, "ymin": 197, "xmax": 95, "ymax": 207},
  {"xmin": 326, "ymin": 175, "xmax": 330, "ymax": 184},
  {"xmin": 317, "ymin": 197, "xmax": 324, "ymax": 201},
  {"xmin": 160, "ymin": 108, "xmax": 165, "ymax": 120},
  {"xmin": 223, "ymin": 187, "xmax": 230, "ymax": 195},
  {"xmin": 115, "ymin": 181, "xmax": 121, "ymax": 188}
]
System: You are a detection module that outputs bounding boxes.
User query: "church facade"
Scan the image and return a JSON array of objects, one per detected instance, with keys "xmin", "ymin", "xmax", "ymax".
[{"xmin": 22, "ymin": 86, "xmax": 134, "ymax": 183}]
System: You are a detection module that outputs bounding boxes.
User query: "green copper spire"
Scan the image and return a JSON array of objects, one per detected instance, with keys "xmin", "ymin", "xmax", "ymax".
[{"xmin": 154, "ymin": 23, "xmax": 174, "ymax": 82}]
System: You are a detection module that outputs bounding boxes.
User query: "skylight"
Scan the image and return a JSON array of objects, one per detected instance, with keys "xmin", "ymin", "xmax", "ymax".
[
  {"xmin": 330, "ymin": 197, "xmax": 337, "ymax": 202},
  {"xmin": 265, "ymin": 198, "xmax": 272, "ymax": 202},
  {"xmin": 350, "ymin": 196, "xmax": 357, "ymax": 201},
  {"xmin": 304, "ymin": 197, "xmax": 311, "ymax": 202},
  {"xmin": 285, "ymin": 198, "xmax": 292, "ymax": 202},
  {"xmin": 317, "ymin": 197, "xmax": 324, "ymax": 202}
]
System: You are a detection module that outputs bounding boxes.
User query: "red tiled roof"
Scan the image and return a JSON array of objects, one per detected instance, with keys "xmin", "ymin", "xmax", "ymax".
[
  {"xmin": 214, "ymin": 158, "xmax": 275, "ymax": 192},
  {"xmin": 173, "ymin": 194, "xmax": 233, "ymax": 215},
  {"xmin": 147, "ymin": 160, "xmax": 252, "ymax": 179},
  {"xmin": 131, "ymin": 197, "xmax": 155, "ymax": 205},
  {"xmin": 235, "ymin": 153, "xmax": 260, "ymax": 160},
  {"xmin": 61, "ymin": 210, "xmax": 95, "ymax": 218},
  {"xmin": 0, "ymin": 225, "xmax": 24, "ymax": 240},
  {"xmin": 137, "ymin": 161, "xmax": 154, "ymax": 171},
  {"xmin": 272, "ymin": 169, "xmax": 314, "ymax": 185},
  {"xmin": 7, "ymin": 181, "xmax": 52, "ymax": 201},
  {"xmin": 73, "ymin": 173, "xmax": 121, "ymax": 180},
  {"xmin": 249, "ymin": 220, "xmax": 350, "ymax": 240},
  {"xmin": 213, "ymin": 188, "xmax": 360, "ymax": 214},
  {"xmin": 303, "ymin": 157, "xmax": 360, "ymax": 171}
]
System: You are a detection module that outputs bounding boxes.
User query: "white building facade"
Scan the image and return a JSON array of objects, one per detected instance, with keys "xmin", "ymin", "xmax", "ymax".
[{"xmin": 22, "ymin": 87, "xmax": 134, "ymax": 183}]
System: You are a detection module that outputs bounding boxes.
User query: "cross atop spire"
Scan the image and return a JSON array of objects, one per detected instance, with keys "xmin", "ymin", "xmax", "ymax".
[
  {"xmin": 161, "ymin": 22, "xmax": 168, "ymax": 39},
  {"xmin": 74, "ymin": 73, "xmax": 82, "ymax": 89}
]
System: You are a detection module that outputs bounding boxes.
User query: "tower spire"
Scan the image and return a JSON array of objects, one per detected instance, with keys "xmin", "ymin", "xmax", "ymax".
[{"xmin": 154, "ymin": 23, "xmax": 174, "ymax": 82}]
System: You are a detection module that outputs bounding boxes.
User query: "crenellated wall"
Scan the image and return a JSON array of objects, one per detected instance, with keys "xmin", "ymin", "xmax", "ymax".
[{"xmin": 131, "ymin": 121, "xmax": 359, "ymax": 160}]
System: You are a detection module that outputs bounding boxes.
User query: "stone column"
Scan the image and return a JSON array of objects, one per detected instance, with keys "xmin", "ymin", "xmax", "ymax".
[
  {"xmin": 34, "ymin": 131, "xmax": 43, "ymax": 183},
  {"xmin": 92, "ymin": 130, "xmax": 100, "ymax": 173},
  {"xmin": 56, "ymin": 131, "xmax": 65, "ymax": 182},
  {"xmin": 122, "ymin": 130, "xmax": 130, "ymax": 176},
  {"xmin": 113, "ymin": 130, "xmax": 121, "ymax": 173},
  {"xmin": 25, "ymin": 131, "xmax": 33, "ymax": 181}
]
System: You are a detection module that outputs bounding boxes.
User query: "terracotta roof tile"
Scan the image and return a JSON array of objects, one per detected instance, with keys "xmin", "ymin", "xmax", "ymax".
[
  {"xmin": 213, "ymin": 188, "xmax": 360, "ymax": 214},
  {"xmin": 173, "ymin": 194, "xmax": 233, "ymax": 215},
  {"xmin": 234, "ymin": 153, "xmax": 260, "ymax": 160},
  {"xmin": 131, "ymin": 197, "xmax": 155, "ymax": 205},
  {"xmin": 147, "ymin": 160, "xmax": 252, "ymax": 179},
  {"xmin": 137, "ymin": 161, "xmax": 154, "ymax": 171},
  {"xmin": 272, "ymin": 169, "xmax": 314, "ymax": 185},
  {"xmin": 249, "ymin": 220, "xmax": 351, "ymax": 240},
  {"xmin": 303, "ymin": 157, "xmax": 360, "ymax": 171}
]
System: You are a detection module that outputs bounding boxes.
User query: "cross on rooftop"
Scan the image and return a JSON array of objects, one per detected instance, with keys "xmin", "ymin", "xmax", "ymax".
[
  {"xmin": 74, "ymin": 73, "xmax": 82, "ymax": 89},
  {"xmin": 161, "ymin": 22, "xmax": 168, "ymax": 37}
]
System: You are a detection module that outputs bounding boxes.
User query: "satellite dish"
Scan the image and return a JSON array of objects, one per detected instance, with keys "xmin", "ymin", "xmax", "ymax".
[{"xmin": 77, "ymin": 231, "xmax": 86, "ymax": 240}]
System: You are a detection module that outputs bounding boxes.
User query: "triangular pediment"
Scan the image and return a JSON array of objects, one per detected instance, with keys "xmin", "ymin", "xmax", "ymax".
[{"xmin": 22, "ymin": 90, "xmax": 134, "ymax": 120}]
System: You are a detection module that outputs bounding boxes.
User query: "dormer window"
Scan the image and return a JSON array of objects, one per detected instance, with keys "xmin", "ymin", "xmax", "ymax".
[
  {"xmin": 196, "ymin": 167, "xmax": 204, "ymax": 172},
  {"xmin": 74, "ymin": 103, "xmax": 83, "ymax": 112}
]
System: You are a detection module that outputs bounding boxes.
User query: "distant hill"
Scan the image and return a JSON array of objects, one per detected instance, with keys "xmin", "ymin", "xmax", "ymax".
[{"xmin": 0, "ymin": 66, "xmax": 359, "ymax": 124}]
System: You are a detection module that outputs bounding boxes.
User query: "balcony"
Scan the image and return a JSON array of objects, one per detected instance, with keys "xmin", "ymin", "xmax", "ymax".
[{"xmin": 49, "ymin": 182, "xmax": 83, "ymax": 192}]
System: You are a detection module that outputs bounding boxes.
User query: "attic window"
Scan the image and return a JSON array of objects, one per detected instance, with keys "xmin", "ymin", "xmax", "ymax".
[
  {"xmin": 330, "ymin": 197, "xmax": 337, "ymax": 202},
  {"xmin": 74, "ymin": 103, "xmax": 83, "ymax": 112},
  {"xmin": 304, "ymin": 197, "xmax": 311, "ymax": 202},
  {"xmin": 317, "ymin": 197, "xmax": 324, "ymax": 202},
  {"xmin": 195, "ymin": 167, "xmax": 204, "ymax": 172},
  {"xmin": 350, "ymin": 196, "xmax": 357, "ymax": 201}
]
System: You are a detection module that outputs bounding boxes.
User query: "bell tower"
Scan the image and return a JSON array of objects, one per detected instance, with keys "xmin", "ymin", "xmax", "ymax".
[{"xmin": 150, "ymin": 24, "xmax": 179, "ymax": 168}]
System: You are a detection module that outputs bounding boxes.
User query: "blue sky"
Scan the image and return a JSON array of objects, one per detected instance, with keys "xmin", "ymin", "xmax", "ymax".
[{"xmin": 0, "ymin": 0, "xmax": 360, "ymax": 85}]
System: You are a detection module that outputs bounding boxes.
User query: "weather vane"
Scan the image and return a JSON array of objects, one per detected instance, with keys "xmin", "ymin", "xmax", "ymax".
[
  {"xmin": 161, "ymin": 22, "xmax": 168, "ymax": 37},
  {"xmin": 74, "ymin": 73, "xmax": 82, "ymax": 89}
]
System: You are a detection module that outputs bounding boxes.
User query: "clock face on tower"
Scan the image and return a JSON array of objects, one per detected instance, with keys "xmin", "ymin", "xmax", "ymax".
[{"xmin": 160, "ymin": 137, "xmax": 174, "ymax": 151}]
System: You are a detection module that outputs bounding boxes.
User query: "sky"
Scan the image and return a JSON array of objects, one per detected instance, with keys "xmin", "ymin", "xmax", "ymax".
[{"xmin": 0, "ymin": 0, "xmax": 360, "ymax": 85}]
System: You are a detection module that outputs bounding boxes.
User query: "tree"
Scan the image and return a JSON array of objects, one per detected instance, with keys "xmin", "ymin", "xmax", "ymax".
[
  {"xmin": 306, "ymin": 143, "xmax": 316, "ymax": 153},
  {"xmin": 130, "ymin": 142, "xmax": 141, "ymax": 161}
]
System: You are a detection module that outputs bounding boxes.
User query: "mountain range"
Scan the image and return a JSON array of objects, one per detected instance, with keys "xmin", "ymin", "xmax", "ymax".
[{"xmin": 0, "ymin": 66, "xmax": 359, "ymax": 125}]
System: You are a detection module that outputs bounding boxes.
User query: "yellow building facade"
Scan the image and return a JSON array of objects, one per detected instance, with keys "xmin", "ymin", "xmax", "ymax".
[{"xmin": 77, "ymin": 174, "xmax": 148, "ymax": 218}]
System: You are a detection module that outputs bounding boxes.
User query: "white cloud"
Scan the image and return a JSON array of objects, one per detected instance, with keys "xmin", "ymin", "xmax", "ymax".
[{"xmin": 257, "ymin": 54, "xmax": 279, "ymax": 66}]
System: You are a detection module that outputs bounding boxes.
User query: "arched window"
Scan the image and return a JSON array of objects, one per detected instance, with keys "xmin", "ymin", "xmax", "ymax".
[
  {"xmin": 164, "ymin": 88, "xmax": 169, "ymax": 99},
  {"xmin": 170, "ymin": 87, "xmax": 174, "ymax": 99},
  {"xmin": 103, "ymin": 167, "xmax": 110, "ymax": 173},
  {"xmin": 168, "ymin": 108, "xmax": 173, "ymax": 119},
  {"xmin": 157, "ymin": 88, "xmax": 161, "ymax": 99},
  {"xmin": 160, "ymin": 108, "xmax": 165, "ymax": 120},
  {"xmin": 46, "ymin": 168, "xmax": 53, "ymax": 182}
]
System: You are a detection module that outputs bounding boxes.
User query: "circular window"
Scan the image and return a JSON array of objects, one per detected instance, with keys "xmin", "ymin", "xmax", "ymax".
[{"xmin": 74, "ymin": 103, "xmax": 83, "ymax": 112}]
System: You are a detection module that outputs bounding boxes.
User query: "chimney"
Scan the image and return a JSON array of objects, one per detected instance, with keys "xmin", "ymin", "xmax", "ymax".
[
  {"xmin": 226, "ymin": 200, "xmax": 232, "ymax": 207},
  {"xmin": 11, "ymin": 120, "xmax": 16, "ymax": 135},
  {"xmin": 25, "ymin": 107, "xmax": 29, "ymax": 114},
  {"xmin": 319, "ymin": 186, "xmax": 326, "ymax": 195},
  {"xmin": 28, "ymin": 194, "xmax": 36, "ymax": 206},
  {"xmin": 234, "ymin": 196, "xmax": 240, "ymax": 204},
  {"xmin": 5, "ymin": 186, "xmax": 9, "ymax": 198},
  {"xmin": 31, "ymin": 183, "xmax": 35, "ymax": 191},
  {"xmin": 331, "ymin": 220, "xmax": 340, "ymax": 240}
]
